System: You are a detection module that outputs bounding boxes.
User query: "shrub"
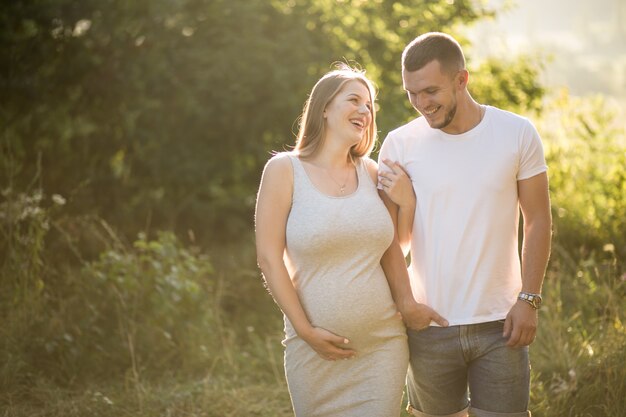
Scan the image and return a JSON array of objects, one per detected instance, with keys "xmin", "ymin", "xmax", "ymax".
[
  {"xmin": 52, "ymin": 231, "xmax": 219, "ymax": 381},
  {"xmin": 541, "ymin": 91, "xmax": 626, "ymax": 261}
]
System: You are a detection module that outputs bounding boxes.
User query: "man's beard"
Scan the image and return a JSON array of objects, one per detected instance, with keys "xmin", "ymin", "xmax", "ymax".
[{"xmin": 430, "ymin": 101, "xmax": 457, "ymax": 130}]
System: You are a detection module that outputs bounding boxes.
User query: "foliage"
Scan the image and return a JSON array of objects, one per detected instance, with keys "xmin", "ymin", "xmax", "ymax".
[
  {"xmin": 1, "ymin": 0, "xmax": 624, "ymax": 416},
  {"xmin": 71, "ymin": 232, "xmax": 218, "ymax": 379},
  {"xmin": 540, "ymin": 91, "xmax": 626, "ymax": 260},
  {"xmin": 0, "ymin": 186, "xmax": 288, "ymax": 414},
  {"xmin": 2, "ymin": 0, "xmax": 314, "ymax": 240},
  {"xmin": 1, "ymin": 202, "xmax": 221, "ymax": 387},
  {"xmin": 1, "ymin": 0, "xmax": 544, "ymax": 243},
  {"xmin": 469, "ymin": 55, "xmax": 545, "ymax": 115}
]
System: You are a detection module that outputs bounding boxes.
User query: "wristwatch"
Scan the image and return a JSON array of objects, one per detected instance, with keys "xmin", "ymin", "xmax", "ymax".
[{"xmin": 518, "ymin": 292, "xmax": 543, "ymax": 309}]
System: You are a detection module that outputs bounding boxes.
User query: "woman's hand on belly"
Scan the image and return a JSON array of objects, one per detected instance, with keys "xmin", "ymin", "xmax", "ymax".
[{"xmin": 300, "ymin": 326, "xmax": 357, "ymax": 361}]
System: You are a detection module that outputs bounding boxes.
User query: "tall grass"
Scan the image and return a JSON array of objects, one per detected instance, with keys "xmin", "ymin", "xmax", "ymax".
[
  {"xmin": 0, "ymin": 231, "xmax": 623, "ymax": 416},
  {"xmin": 531, "ymin": 249, "xmax": 625, "ymax": 417},
  {"xmin": 0, "ymin": 187, "xmax": 290, "ymax": 416}
]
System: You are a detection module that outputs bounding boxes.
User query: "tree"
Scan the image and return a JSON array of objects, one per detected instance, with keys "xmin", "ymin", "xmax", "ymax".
[{"xmin": 1, "ymin": 0, "xmax": 545, "ymax": 246}]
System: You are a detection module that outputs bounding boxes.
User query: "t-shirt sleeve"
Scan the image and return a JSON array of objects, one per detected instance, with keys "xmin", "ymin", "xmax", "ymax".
[
  {"xmin": 376, "ymin": 133, "xmax": 401, "ymax": 189},
  {"xmin": 517, "ymin": 119, "xmax": 547, "ymax": 180}
]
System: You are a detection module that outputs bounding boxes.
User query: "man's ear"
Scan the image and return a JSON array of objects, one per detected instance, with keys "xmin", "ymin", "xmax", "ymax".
[{"xmin": 457, "ymin": 69, "xmax": 469, "ymax": 89}]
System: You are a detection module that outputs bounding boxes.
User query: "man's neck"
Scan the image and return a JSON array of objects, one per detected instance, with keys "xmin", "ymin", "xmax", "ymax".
[{"xmin": 440, "ymin": 99, "xmax": 484, "ymax": 135}]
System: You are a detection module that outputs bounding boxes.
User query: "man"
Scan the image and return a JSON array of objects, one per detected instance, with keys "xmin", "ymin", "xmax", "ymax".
[{"xmin": 378, "ymin": 32, "xmax": 552, "ymax": 417}]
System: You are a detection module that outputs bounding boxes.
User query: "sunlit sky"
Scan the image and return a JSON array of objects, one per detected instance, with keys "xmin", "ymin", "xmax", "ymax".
[{"xmin": 463, "ymin": 0, "xmax": 626, "ymax": 110}]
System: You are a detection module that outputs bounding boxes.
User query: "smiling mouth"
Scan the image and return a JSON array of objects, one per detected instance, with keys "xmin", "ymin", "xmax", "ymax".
[
  {"xmin": 423, "ymin": 106, "xmax": 440, "ymax": 116},
  {"xmin": 350, "ymin": 119, "xmax": 365, "ymax": 129}
]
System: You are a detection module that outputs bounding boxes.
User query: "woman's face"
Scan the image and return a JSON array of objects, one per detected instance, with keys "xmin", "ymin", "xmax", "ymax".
[{"xmin": 323, "ymin": 80, "xmax": 373, "ymax": 146}]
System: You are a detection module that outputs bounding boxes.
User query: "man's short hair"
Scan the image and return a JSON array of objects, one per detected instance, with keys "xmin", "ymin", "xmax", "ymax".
[{"xmin": 402, "ymin": 32, "xmax": 465, "ymax": 75}]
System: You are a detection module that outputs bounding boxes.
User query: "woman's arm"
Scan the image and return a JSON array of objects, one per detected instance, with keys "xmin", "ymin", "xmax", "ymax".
[
  {"xmin": 378, "ymin": 159, "xmax": 415, "ymax": 255},
  {"xmin": 365, "ymin": 159, "xmax": 447, "ymax": 330},
  {"xmin": 255, "ymin": 154, "xmax": 356, "ymax": 360}
]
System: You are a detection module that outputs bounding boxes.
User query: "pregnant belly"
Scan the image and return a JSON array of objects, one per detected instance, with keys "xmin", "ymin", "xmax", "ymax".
[{"xmin": 298, "ymin": 270, "xmax": 400, "ymax": 340}]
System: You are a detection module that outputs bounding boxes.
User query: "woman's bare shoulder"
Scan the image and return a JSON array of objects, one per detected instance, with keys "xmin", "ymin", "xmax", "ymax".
[{"xmin": 360, "ymin": 157, "xmax": 379, "ymax": 185}]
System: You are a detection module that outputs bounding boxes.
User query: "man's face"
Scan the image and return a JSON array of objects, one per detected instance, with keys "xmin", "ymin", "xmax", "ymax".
[{"xmin": 402, "ymin": 60, "xmax": 462, "ymax": 131}]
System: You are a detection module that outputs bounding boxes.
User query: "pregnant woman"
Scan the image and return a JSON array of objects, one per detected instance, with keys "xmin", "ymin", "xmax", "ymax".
[{"xmin": 255, "ymin": 65, "xmax": 415, "ymax": 416}]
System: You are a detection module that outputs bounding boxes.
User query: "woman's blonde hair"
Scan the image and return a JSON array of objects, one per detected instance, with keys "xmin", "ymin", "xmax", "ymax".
[{"xmin": 294, "ymin": 65, "xmax": 377, "ymax": 160}]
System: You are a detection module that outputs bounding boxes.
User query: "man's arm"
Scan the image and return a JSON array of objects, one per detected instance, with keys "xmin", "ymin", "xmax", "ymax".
[{"xmin": 504, "ymin": 171, "xmax": 552, "ymax": 347}]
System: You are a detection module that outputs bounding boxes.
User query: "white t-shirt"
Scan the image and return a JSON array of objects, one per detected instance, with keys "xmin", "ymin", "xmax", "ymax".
[{"xmin": 378, "ymin": 106, "xmax": 547, "ymax": 326}]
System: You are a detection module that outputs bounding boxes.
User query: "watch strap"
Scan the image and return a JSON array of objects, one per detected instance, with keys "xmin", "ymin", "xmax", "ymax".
[{"xmin": 518, "ymin": 292, "xmax": 542, "ymax": 309}]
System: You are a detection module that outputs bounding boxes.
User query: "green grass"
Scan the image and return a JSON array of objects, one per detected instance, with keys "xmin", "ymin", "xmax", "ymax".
[
  {"xmin": 528, "ymin": 245, "xmax": 626, "ymax": 417},
  {"xmin": 1, "ymin": 239, "xmax": 623, "ymax": 416}
]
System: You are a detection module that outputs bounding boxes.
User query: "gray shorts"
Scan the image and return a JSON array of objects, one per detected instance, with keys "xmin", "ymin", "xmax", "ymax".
[{"xmin": 406, "ymin": 320, "xmax": 531, "ymax": 417}]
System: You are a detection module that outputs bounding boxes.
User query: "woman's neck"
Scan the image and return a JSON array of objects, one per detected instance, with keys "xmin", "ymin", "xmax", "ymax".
[{"xmin": 307, "ymin": 141, "xmax": 354, "ymax": 169}]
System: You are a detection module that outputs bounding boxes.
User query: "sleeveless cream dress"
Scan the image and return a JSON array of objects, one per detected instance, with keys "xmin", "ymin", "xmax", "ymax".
[{"xmin": 283, "ymin": 154, "xmax": 409, "ymax": 417}]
